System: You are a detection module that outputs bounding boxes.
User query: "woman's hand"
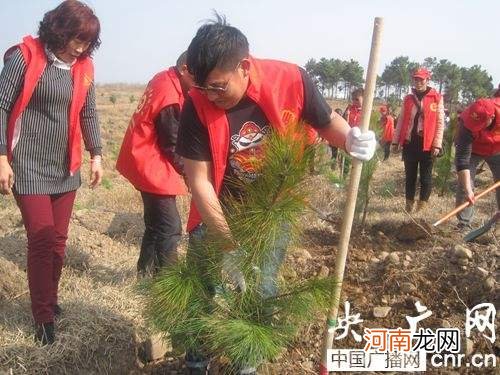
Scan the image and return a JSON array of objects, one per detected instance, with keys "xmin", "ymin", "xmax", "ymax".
[
  {"xmin": 0, "ymin": 156, "xmax": 14, "ymax": 195},
  {"xmin": 89, "ymin": 156, "xmax": 103, "ymax": 189}
]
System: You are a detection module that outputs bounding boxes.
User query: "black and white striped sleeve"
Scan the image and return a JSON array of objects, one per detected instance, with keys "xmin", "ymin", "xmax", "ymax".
[
  {"xmin": 80, "ymin": 82, "xmax": 102, "ymax": 156},
  {"xmin": 0, "ymin": 48, "xmax": 26, "ymax": 155}
]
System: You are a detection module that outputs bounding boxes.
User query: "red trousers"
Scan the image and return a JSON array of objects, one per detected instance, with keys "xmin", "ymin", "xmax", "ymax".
[{"xmin": 15, "ymin": 191, "xmax": 76, "ymax": 324}]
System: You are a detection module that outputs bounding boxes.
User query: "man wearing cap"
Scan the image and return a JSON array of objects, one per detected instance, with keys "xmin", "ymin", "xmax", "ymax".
[
  {"xmin": 455, "ymin": 97, "xmax": 500, "ymax": 229},
  {"xmin": 392, "ymin": 67, "xmax": 444, "ymax": 212}
]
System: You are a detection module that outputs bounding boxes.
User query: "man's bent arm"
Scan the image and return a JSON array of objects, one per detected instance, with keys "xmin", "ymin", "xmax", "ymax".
[
  {"xmin": 184, "ymin": 158, "xmax": 235, "ymax": 249},
  {"xmin": 317, "ymin": 111, "xmax": 350, "ymax": 149}
]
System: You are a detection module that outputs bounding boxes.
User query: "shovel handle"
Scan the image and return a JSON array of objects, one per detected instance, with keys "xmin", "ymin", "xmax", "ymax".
[{"xmin": 433, "ymin": 180, "xmax": 500, "ymax": 226}]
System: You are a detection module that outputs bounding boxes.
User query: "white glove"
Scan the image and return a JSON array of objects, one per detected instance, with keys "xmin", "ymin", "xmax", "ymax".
[
  {"xmin": 222, "ymin": 250, "xmax": 246, "ymax": 293},
  {"xmin": 345, "ymin": 127, "xmax": 376, "ymax": 161}
]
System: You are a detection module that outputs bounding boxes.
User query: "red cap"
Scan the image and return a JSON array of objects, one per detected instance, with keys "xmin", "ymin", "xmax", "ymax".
[
  {"xmin": 460, "ymin": 98, "xmax": 496, "ymax": 132},
  {"xmin": 379, "ymin": 105, "xmax": 388, "ymax": 114},
  {"xmin": 413, "ymin": 67, "xmax": 431, "ymax": 80}
]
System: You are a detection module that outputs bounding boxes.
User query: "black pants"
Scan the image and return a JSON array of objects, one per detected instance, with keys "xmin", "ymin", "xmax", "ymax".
[
  {"xmin": 330, "ymin": 146, "xmax": 338, "ymax": 159},
  {"xmin": 137, "ymin": 191, "xmax": 181, "ymax": 276},
  {"xmin": 403, "ymin": 154, "xmax": 433, "ymax": 202},
  {"xmin": 383, "ymin": 142, "xmax": 390, "ymax": 161}
]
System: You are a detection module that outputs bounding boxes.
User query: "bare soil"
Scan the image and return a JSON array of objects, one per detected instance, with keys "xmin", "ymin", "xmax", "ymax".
[{"xmin": 0, "ymin": 86, "xmax": 498, "ymax": 374}]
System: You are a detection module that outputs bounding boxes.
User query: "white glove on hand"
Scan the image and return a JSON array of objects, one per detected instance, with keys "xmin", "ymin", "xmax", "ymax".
[
  {"xmin": 222, "ymin": 250, "xmax": 246, "ymax": 293},
  {"xmin": 345, "ymin": 126, "xmax": 376, "ymax": 161}
]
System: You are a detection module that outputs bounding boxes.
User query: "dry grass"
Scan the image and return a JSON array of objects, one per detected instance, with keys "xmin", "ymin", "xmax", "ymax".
[{"xmin": 1, "ymin": 87, "xmax": 498, "ymax": 374}]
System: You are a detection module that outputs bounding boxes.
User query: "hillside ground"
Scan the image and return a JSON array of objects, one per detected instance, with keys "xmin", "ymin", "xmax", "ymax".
[{"xmin": 0, "ymin": 86, "xmax": 498, "ymax": 374}]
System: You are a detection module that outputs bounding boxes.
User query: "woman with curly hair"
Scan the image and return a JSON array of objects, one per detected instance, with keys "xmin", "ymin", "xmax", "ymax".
[{"xmin": 0, "ymin": 0, "xmax": 102, "ymax": 345}]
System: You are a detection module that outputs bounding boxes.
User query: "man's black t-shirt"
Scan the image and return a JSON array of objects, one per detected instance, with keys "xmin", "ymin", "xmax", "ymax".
[{"xmin": 176, "ymin": 67, "xmax": 332, "ymax": 198}]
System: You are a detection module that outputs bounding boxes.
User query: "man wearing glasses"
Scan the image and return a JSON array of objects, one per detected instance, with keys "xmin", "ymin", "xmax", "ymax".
[{"xmin": 176, "ymin": 15, "xmax": 376, "ymax": 375}]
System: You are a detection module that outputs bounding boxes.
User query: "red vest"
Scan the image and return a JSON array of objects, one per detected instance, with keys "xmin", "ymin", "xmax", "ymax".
[
  {"xmin": 398, "ymin": 88, "xmax": 441, "ymax": 151},
  {"xmin": 4, "ymin": 36, "xmax": 94, "ymax": 175},
  {"xmin": 466, "ymin": 98, "xmax": 500, "ymax": 156},
  {"xmin": 346, "ymin": 104, "xmax": 361, "ymax": 127},
  {"xmin": 382, "ymin": 115, "xmax": 394, "ymax": 142},
  {"xmin": 116, "ymin": 68, "xmax": 187, "ymax": 195},
  {"xmin": 186, "ymin": 57, "xmax": 317, "ymax": 231}
]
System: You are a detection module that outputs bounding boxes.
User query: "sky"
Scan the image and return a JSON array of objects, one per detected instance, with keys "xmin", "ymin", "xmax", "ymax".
[{"xmin": 1, "ymin": 0, "xmax": 499, "ymax": 86}]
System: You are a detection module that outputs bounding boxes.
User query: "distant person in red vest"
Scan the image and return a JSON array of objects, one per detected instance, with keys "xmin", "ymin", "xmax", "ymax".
[
  {"xmin": 0, "ymin": 0, "xmax": 102, "ymax": 345},
  {"xmin": 455, "ymin": 98, "xmax": 500, "ymax": 229},
  {"xmin": 116, "ymin": 52, "xmax": 194, "ymax": 277},
  {"xmin": 329, "ymin": 108, "xmax": 345, "ymax": 166},
  {"xmin": 379, "ymin": 105, "xmax": 394, "ymax": 161},
  {"xmin": 175, "ymin": 15, "xmax": 376, "ymax": 374},
  {"xmin": 392, "ymin": 67, "xmax": 444, "ymax": 212},
  {"xmin": 343, "ymin": 88, "xmax": 364, "ymax": 127}
]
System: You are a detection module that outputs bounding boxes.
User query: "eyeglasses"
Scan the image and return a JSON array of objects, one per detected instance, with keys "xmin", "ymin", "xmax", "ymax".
[{"xmin": 194, "ymin": 62, "xmax": 241, "ymax": 95}]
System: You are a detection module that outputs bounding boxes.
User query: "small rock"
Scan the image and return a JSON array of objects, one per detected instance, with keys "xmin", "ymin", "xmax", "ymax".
[
  {"xmin": 373, "ymin": 306, "xmax": 392, "ymax": 318},
  {"xmin": 302, "ymin": 360, "xmax": 314, "ymax": 370},
  {"xmin": 405, "ymin": 254, "xmax": 412, "ymax": 261},
  {"xmin": 477, "ymin": 267, "xmax": 489, "ymax": 278},
  {"xmin": 381, "ymin": 295, "xmax": 389, "ymax": 304},
  {"xmin": 403, "ymin": 260, "xmax": 410, "ymax": 268},
  {"xmin": 318, "ymin": 265, "xmax": 330, "ymax": 278},
  {"xmin": 454, "ymin": 244, "xmax": 472, "ymax": 259},
  {"xmin": 379, "ymin": 251, "xmax": 389, "ymax": 261},
  {"xmin": 354, "ymin": 253, "xmax": 369, "ymax": 262},
  {"xmin": 295, "ymin": 248, "xmax": 312, "ymax": 260},
  {"xmin": 386, "ymin": 253, "xmax": 400, "ymax": 264},
  {"xmin": 457, "ymin": 258, "xmax": 469, "ymax": 266},
  {"xmin": 440, "ymin": 319, "xmax": 451, "ymax": 328},
  {"xmin": 354, "ymin": 295, "xmax": 368, "ymax": 307},
  {"xmin": 283, "ymin": 267, "xmax": 297, "ymax": 280},
  {"xmin": 400, "ymin": 282, "xmax": 417, "ymax": 293},
  {"xmin": 144, "ymin": 333, "xmax": 171, "ymax": 362},
  {"xmin": 483, "ymin": 277, "xmax": 495, "ymax": 291},
  {"xmin": 435, "ymin": 246, "xmax": 444, "ymax": 252},
  {"xmin": 371, "ymin": 257, "xmax": 381, "ymax": 264}
]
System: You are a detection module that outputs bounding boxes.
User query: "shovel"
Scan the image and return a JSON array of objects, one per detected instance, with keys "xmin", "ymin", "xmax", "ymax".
[
  {"xmin": 433, "ymin": 180, "xmax": 500, "ymax": 226},
  {"xmin": 464, "ymin": 212, "xmax": 500, "ymax": 242}
]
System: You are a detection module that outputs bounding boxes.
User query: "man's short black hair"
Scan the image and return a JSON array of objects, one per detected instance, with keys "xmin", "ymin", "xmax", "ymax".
[
  {"xmin": 187, "ymin": 13, "xmax": 249, "ymax": 85},
  {"xmin": 176, "ymin": 51, "xmax": 187, "ymax": 69}
]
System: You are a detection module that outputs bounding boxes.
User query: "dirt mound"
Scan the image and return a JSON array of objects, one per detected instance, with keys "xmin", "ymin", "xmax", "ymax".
[{"xmin": 396, "ymin": 220, "xmax": 433, "ymax": 242}]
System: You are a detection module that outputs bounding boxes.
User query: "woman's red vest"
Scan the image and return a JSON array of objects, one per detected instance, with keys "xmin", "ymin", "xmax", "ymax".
[
  {"xmin": 4, "ymin": 35, "xmax": 94, "ymax": 175},
  {"xmin": 466, "ymin": 97, "xmax": 500, "ymax": 156},
  {"xmin": 116, "ymin": 68, "xmax": 187, "ymax": 195},
  {"xmin": 186, "ymin": 57, "xmax": 317, "ymax": 231},
  {"xmin": 382, "ymin": 115, "xmax": 394, "ymax": 142},
  {"xmin": 397, "ymin": 88, "xmax": 441, "ymax": 151},
  {"xmin": 346, "ymin": 104, "xmax": 361, "ymax": 127}
]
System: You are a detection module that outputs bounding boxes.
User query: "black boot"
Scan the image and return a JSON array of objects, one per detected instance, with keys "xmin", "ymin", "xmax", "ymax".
[
  {"xmin": 34, "ymin": 322, "xmax": 55, "ymax": 346},
  {"xmin": 54, "ymin": 304, "xmax": 62, "ymax": 317}
]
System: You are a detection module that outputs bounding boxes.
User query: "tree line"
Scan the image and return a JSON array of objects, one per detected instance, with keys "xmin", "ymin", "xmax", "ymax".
[{"xmin": 305, "ymin": 56, "xmax": 495, "ymax": 106}]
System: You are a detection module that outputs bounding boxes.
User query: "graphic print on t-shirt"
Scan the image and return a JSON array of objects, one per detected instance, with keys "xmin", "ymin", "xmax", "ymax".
[{"xmin": 229, "ymin": 121, "xmax": 271, "ymax": 183}]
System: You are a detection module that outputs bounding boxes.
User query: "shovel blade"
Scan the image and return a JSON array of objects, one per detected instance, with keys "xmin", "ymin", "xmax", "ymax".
[{"xmin": 464, "ymin": 216, "xmax": 498, "ymax": 242}]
